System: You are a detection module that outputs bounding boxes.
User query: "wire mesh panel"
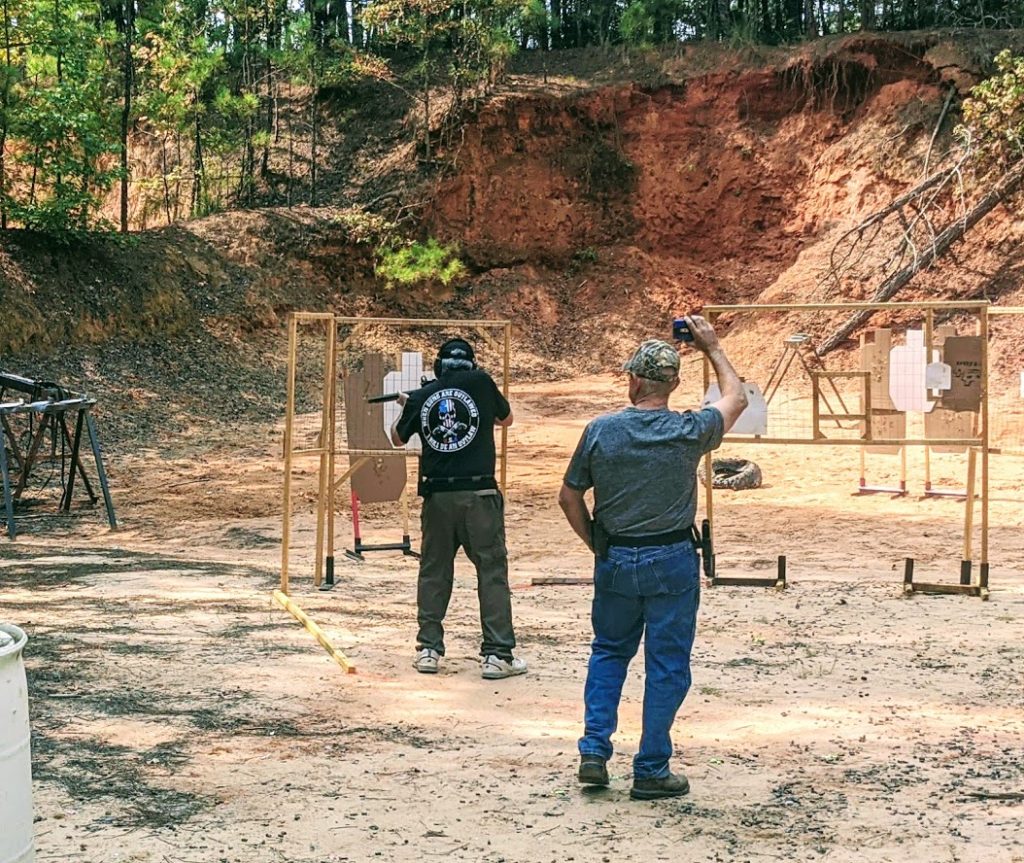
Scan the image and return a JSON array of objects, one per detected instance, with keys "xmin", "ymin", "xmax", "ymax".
[{"xmin": 699, "ymin": 302, "xmax": 994, "ymax": 594}]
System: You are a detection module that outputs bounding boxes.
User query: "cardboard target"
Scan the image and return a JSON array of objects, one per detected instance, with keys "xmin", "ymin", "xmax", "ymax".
[
  {"xmin": 343, "ymin": 352, "xmax": 407, "ymax": 503},
  {"xmin": 889, "ymin": 330, "xmax": 934, "ymax": 413},
  {"xmin": 860, "ymin": 329, "xmax": 904, "ymax": 452},
  {"xmin": 940, "ymin": 336, "xmax": 984, "ymax": 412},
  {"xmin": 701, "ymin": 382, "xmax": 768, "ymax": 435},
  {"xmin": 925, "ymin": 325, "xmax": 974, "ymax": 453}
]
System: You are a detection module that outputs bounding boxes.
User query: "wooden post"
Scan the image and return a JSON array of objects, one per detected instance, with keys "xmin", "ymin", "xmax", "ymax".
[
  {"xmin": 811, "ymin": 371, "xmax": 822, "ymax": 439},
  {"xmin": 703, "ymin": 312, "xmax": 715, "ymax": 543},
  {"xmin": 980, "ymin": 306, "xmax": 990, "ymax": 596},
  {"xmin": 273, "ymin": 589, "xmax": 356, "ymax": 673},
  {"xmin": 924, "ymin": 310, "xmax": 934, "ymax": 491},
  {"xmin": 962, "ymin": 446, "xmax": 977, "ymax": 569},
  {"xmin": 281, "ymin": 314, "xmax": 298, "ymax": 595},
  {"xmin": 500, "ymin": 321, "xmax": 511, "ymax": 494},
  {"xmin": 400, "ymin": 485, "xmax": 410, "ymax": 539},
  {"xmin": 326, "ymin": 320, "xmax": 338, "ymax": 587},
  {"xmin": 314, "ymin": 321, "xmax": 333, "ymax": 588}
]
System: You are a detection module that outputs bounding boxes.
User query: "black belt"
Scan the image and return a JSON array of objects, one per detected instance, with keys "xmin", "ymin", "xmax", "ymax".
[
  {"xmin": 420, "ymin": 475, "xmax": 497, "ymax": 494},
  {"xmin": 607, "ymin": 527, "xmax": 696, "ymax": 548}
]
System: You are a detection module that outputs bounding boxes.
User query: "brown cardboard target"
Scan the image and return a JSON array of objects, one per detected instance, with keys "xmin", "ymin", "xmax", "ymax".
[
  {"xmin": 925, "ymin": 326, "xmax": 975, "ymax": 452},
  {"xmin": 343, "ymin": 353, "xmax": 407, "ymax": 503},
  {"xmin": 860, "ymin": 329, "xmax": 904, "ymax": 453},
  {"xmin": 940, "ymin": 336, "xmax": 984, "ymax": 413}
]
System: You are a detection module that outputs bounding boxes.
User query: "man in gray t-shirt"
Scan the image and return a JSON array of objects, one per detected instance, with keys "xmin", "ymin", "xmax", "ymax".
[{"xmin": 558, "ymin": 316, "xmax": 748, "ymax": 800}]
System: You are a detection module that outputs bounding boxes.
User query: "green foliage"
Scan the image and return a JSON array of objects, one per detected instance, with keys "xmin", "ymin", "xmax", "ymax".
[
  {"xmin": 1, "ymin": 0, "xmax": 121, "ymax": 233},
  {"xmin": 959, "ymin": 50, "xmax": 1024, "ymax": 171},
  {"xmin": 519, "ymin": 0, "xmax": 551, "ymax": 48},
  {"xmin": 4, "ymin": 0, "xmax": 1023, "ymax": 235},
  {"xmin": 362, "ymin": 0, "xmax": 521, "ymax": 157},
  {"xmin": 376, "ymin": 238, "xmax": 467, "ymax": 290},
  {"xmin": 619, "ymin": 0, "xmax": 686, "ymax": 45},
  {"xmin": 572, "ymin": 246, "xmax": 599, "ymax": 265},
  {"xmin": 620, "ymin": 1, "xmax": 655, "ymax": 45}
]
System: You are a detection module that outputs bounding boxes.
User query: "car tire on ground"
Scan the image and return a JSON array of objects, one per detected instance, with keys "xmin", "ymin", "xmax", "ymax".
[{"xmin": 698, "ymin": 458, "xmax": 763, "ymax": 491}]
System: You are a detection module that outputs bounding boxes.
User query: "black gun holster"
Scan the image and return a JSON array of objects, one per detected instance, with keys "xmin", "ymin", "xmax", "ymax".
[
  {"xmin": 699, "ymin": 518, "xmax": 716, "ymax": 580},
  {"xmin": 591, "ymin": 519, "xmax": 610, "ymax": 561}
]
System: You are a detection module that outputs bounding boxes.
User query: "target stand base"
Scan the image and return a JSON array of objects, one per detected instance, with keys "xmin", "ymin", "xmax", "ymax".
[
  {"xmin": 345, "ymin": 535, "xmax": 420, "ymax": 563},
  {"xmin": 710, "ymin": 555, "xmax": 787, "ymax": 590},
  {"xmin": 902, "ymin": 558, "xmax": 989, "ymax": 600}
]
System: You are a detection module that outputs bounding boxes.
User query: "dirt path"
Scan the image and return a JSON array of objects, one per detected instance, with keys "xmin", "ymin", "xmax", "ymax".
[{"xmin": 2, "ymin": 376, "xmax": 1024, "ymax": 863}]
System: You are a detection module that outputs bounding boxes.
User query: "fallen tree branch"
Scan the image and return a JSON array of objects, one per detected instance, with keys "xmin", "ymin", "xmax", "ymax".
[
  {"xmin": 923, "ymin": 85, "xmax": 958, "ymax": 178},
  {"xmin": 966, "ymin": 790, "xmax": 1024, "ymax": 800},
  {"xmin": 817, "ymin": 159, "xmax": 1024, "ymax": 356},
  {"xmin": 824, "ymin": 160, "xmax": 967, "ymax": 295}
]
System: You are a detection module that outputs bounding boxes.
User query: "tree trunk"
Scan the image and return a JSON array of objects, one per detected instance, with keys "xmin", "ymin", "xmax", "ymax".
[
  {"xmin": 817, "ymin": 161, "xmax": 1024, "ymax": 356},
  {"xmin": 120, "ymin": 0, "xmax": 135, "ymax": 233},
  {"xmin": 0, "ymin": 0, "xmax": 12, "ymax": 229},
  {"xmin": 192, "ymin": 108, "xmax": 205, "ymax": 216},
  {"xmin": 310, "ymin": 84, "xmax": 318, "ymax": 205},
  {"xmin": 860, "ymin": 0, "xmax": 875, "ymax": 30},
  {"xmin": 262, "ymin": 0, "xmax": 273, "ymax": 176},
  {"xmin": 422, "ymin": 51, "xmax": 431, "ymax": 164},
  {"xmin": 160, "ymin": 136, "xmax": 172, "ymax": 225}
]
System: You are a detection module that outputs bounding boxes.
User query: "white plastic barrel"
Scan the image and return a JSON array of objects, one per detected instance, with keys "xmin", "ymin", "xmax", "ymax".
[{"xmin": 0, "ymin": 623, "xmax": 34, "ymax": 863}]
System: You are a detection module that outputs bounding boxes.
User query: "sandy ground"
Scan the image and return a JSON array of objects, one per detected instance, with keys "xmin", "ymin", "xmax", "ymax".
[{"xmin": 2, "ymin": 375, "xmax": 1024, "ymax": 863}]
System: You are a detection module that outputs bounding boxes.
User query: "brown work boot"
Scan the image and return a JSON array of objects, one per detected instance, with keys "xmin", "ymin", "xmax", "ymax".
[
  {"xmin": 629, "ymin": 772, "xmax": 690, "ymax": 800},
  {"xmin": 578, "ymin": 755, "xmax": 609, "ymax": 786}
]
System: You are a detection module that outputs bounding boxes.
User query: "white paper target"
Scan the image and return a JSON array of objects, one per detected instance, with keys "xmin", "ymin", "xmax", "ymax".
[
  {"xmin": 889, "ymin": 330, "xmax": 934, "ymax": 413},
  {"xmin": 925, "ymin": 361, "xmax": 952, "ymax": 391},
  {"xmin": 701, "ymin": 382, "xmax": 768, "ymax": 435},
  {"xmin": 382, "ymin": 352, "xmax": 431, "ymax": 452}
]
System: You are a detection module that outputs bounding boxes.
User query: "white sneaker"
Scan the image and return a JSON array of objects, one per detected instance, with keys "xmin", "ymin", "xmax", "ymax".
[
  {"xmin": 414, "ymin": 648, "xmax": 440, "ymax": 674},
  {"xmin": 481, "ymin": 655, "xmax": 528, "ymax": 679}
]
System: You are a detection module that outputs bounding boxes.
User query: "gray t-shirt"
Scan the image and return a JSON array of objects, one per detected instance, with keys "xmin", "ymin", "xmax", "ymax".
[{"xmin": 563, "ymin": 406, "xmax": 725, "ymax": 536}]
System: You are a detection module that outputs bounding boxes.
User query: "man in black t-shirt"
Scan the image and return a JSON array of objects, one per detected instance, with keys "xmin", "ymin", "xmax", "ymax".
[{"xmin": 391, "ymin": 338, "xmax": 526, "ymax": 680}]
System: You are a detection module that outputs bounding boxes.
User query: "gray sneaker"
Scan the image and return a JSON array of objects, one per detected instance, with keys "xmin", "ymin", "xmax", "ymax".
[
  {"xmin": 481, "ymin": 655, "xmax": 527, "ymax": 679},
  {"xmin": 414, "ymin": 648, "xmax": 440, "ymax": 674}
]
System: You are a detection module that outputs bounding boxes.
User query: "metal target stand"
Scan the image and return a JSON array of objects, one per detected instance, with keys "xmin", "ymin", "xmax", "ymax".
[{"xmin": 1, "ymin": 373, "xmax": 117, "ymax": 540}]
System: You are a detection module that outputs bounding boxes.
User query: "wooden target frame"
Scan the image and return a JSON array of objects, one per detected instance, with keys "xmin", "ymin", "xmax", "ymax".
[
  {"xmin": 280, "ymin": 314, "xmax": 512, "ymax": 596},
  {"xmin": 700, "ymin": 300, "xmax": 993, "ymax": 599}
]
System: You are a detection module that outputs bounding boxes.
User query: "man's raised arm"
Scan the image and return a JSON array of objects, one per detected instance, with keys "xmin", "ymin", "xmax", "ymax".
[{"xmin": 683, "ymin": 314, "xmax": 748, "ymax": 432}]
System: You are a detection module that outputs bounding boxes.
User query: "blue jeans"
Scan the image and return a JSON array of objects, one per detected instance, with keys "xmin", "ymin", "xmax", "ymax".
[{"xmin": 578, "ymin": 540, "xmax": 700, "ymax": 779}]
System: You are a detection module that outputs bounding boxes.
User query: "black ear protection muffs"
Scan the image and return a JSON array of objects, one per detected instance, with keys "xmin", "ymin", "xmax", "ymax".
[{"xmin": 434, "ymin": 338, "xmax": 477, "ymax": 378}]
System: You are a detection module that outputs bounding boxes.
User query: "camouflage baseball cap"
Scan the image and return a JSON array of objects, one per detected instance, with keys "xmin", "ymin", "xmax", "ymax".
[{"xmin": 622, "ymin": 339, "xmax": 681, "ymax": 382}]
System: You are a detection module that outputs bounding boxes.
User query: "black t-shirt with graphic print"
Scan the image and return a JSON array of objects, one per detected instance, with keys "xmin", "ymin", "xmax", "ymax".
[{"xmin": 395, "ymin": 368, "xmax": 510, "ymax": 496}]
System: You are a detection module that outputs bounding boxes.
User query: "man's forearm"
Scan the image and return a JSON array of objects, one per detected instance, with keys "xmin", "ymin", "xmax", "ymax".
[
  {"xmin": 390, "ymin": 418, "xmax": 403, "ymax": 448},
  {"xmin": 558, "ymin": 487, "xmax": 594, "ymax": 551},
  {"xmin": 708, "ymin": 347, "xmax": 743, "ymax": 399}
]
